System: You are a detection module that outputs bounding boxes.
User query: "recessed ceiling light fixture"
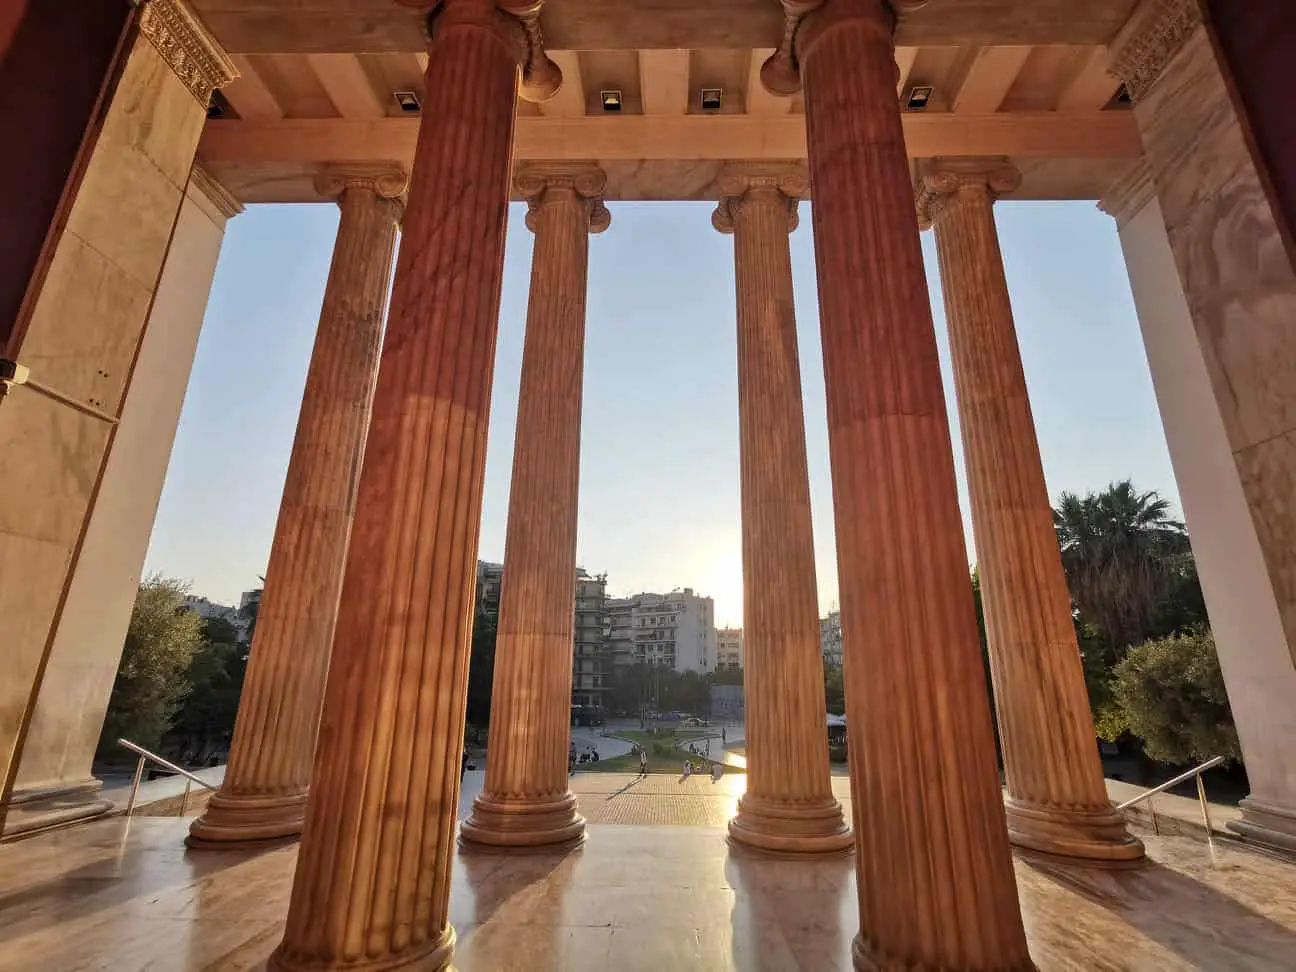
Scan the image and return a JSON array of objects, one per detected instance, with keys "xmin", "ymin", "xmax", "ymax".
[
  {"xmin": 394, "ymin": 90, "xmax": 421, "ymax": 113},
  {"xmin": 904, "ymin": 84, "xmax": 933, "ymax": 111},
  {"xmin": 700, "ymin": 87, "xmax": 723, "ymax": 111},
  {"xmin": 600, "ymin": 89, "xmax": 623, "ymax": 112},
  {"xmin": 207, "ymin": 91, "xmax": 228, "ymax": 119}
]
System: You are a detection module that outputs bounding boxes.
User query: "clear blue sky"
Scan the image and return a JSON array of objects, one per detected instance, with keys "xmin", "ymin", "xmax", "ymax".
[{"xmin": 144, "ymin": 199, "xmax": 1179, "ymax": 628}]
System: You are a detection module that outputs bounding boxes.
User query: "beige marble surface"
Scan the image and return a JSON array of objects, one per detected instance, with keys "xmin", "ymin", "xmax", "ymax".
[{"xmin": 0, "ymin": 788, "xmax": 1293, "ymax": 971}]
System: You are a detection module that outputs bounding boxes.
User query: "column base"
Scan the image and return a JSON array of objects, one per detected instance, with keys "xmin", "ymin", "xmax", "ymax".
[
  {"xmin": 727, "ymin": 793, "xmax": 853, "ymax": 857},
  {"xmin": 1005, "ymin": 797, "xmax": 1145, "ymax": 866},
  {"xmin": 459, "ymin": 791, "xmax": 586, "ymax": 850},
  {"xmin": 269, "ymin": 923, "xmax": 454, "ymax": 972},
  {"xmin": 852, "ymin": 933, "xmax": 1035, "ymax": 972},
  {"xmin": 186, "ymin": 788, "xmax": 308, "ymax": 849},
  {"xmin": 1228, "ymin": 796, "xmax": 1296, "ymax": 853},
  {"xmin": 1, "ymin": 779, "xmax": 113, "ymax": 840}
]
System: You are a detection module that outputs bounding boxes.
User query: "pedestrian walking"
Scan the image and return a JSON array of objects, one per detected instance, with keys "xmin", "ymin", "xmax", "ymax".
[{"xmin": 639, "ymin": 748, "xmax": 648, "ymax": 778}]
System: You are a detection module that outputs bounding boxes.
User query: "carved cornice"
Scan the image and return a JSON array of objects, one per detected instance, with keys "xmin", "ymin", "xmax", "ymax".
[
  {"xmin": 515, "ymin": 163, "xmax": 610, "ymax": 234},
  {"xmin": 138, "ymin": 0, "xmax": 237, "ymax": 107},
  {"xmin": 189, "ymin": 164, "xmax": 243, "ymax": 219},
  {"xmin": 314, "ymin": 164, "xmax": 410, "ymax": 211},
  {"xmin": 1108, "ymin": 0, "xmax": 1203, "ymax": 102},
  {"xmin": 761, "ymin": 0, "xmax": 925, "ymax": 96},
  {"xmin": 1097, "ymin": 158, "xmax": 1157, "ymax": 228},
  {"xmin": 712, "ymin": 163, "xmax": 808, "ymax": 234},
  {"xmin": 914, "ymin": 157, "xmax": 1020, "ymax": 229}
]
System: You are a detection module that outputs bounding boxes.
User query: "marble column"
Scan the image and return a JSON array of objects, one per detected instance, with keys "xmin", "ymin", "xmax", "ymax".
[
  {"xmin": 712, "ymin": 164, "xmax": 851, "ymax": 856},
  {"xmin": 0, "ymin": 0, "xmax": 234, "ymax": 823},
  {"xmin": 189, "ymin": 165, "xmax": 405, "ymax": 848},
  {"xmin": 459, "ymin": 165, "xmax": 608, "ymax": 850},
  {"xmin": 917, "ymin": 158, "xmax": 1144, "ymax": 866},
  {"xmin": 1108, "ymin": 0, "xmax": 1296, "ymax": 852},
  {"xmin": 782, "ymin": 0, "xmax": 1032, "ymax": 967},
  {"xmin": 267, "ymin": 2, "xmax": 527, "ymax": 969}
]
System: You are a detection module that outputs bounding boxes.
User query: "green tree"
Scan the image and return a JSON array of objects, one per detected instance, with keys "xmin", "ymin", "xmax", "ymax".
[
  {"xmin": 823, "ymin": 663, "xmax": 845, "ymax": 715},
  {"xmin": 167, "ymin": 617, "xmax": 248, "ymax": 762},
  {"xmin": 98, "ymin": 576, "xmax": 204, "ymax": 756},
  {"xmin": 1110, "ymin": 628, "xmax": 1240, "ymax": 765},
  {"xmin": 465, "ymin": 609, "xmax": 497, "ymax": 729},
  {"xmin": 1053, "ymin": 480, "xmax": 1198, "ymax": 652}
]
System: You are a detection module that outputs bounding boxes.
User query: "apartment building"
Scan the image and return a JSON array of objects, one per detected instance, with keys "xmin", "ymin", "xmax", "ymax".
[
  {"xmin": 716, "ymin": 627, "xmax": 744, "ymax": 671},
  {"xmin": 820, "ymin": 610, "xmax": 843, "ymax": 669},
  {"xmin": 607, "ymin": 588, "xmax": 717, "ymax": 674}
]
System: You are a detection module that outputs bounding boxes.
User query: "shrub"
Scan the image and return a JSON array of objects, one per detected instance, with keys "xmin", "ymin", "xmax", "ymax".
[
  {"xmin": 828, "ymin": 744, "xmax": 848, "ymax": 764},
  {"xmin": 1110, "ymin": 628, "xmax": 1241, "ymax": 766}
]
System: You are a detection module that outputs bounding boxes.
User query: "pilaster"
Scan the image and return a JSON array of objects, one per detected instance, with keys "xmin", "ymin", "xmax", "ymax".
[
  {"xmin": 459, "ymin": 163, "xmax": 606, "ymax": 851},
  {"xmin": 188, "ymin": 163, "xmax": 405, "ymax": 849},
  {"xmin": 918, "ymin": 157, "xmax": 1143, "ymax": 866},
  {"xmin": 794, "ymin": 0, "xmax": 1032, "ymax": 967},
  {"xmin": 0, "ymin": 0, "xmax": 233, "ymax": 825},
  {"xmin": 713, "ymin": 163, "xmax": 852, "ymax": 857},
  {"xmin": 1109, "ymin": 0, "xmax": 1296, "ymax": 852},
  {"xmin": 268, "ymin": 1, "xmax": 525, "ymax": 967}
]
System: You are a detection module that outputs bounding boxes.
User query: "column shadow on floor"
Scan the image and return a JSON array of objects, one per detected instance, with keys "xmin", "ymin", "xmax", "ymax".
[{"xmin": 1022, "ymin": 848, "xmax": 1296, "ymax": 970}]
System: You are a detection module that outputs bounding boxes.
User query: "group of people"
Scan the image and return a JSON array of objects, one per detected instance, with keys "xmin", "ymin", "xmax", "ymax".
[
  {"xmin": 568, "ymin": 742, "xmax": 600, "ymax": 775},
  {"xmin": 681, "ymin": 758, "xmax": 724, "ymax": 784}
]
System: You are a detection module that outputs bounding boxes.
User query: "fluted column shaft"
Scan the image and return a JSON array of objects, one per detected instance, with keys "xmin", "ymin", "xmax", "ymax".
[
  {"xmin": 713, "ymin": 167, "xmax": 851, "ymax": 856},
  {"xmin": 189, "ymin": 167, "xmax": 404, "ymax": 849},
  {"xmin": 268, "ymin": 2, "xmax": 525, "ymax": 969},
  {"xmin": 791, "ymin": 0, "xmax": 1031, "ymax": 968},
  {"xmin": 919, "ymin": 159, "xmax": 1144, "ymax": 866},
  {"xmin": 460, "ymin": 165, "xmax": 607, "ymax": 849}
]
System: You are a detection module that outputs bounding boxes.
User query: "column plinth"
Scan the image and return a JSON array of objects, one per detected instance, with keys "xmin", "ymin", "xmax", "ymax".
[
  {"xmin": 713, "ymin": 165, "xmax": 851, "ymax": 857},
  {"xmin": 793, "ymin": 0, "xmax": 1032, "ymax": 968},
  {"xmin": 189, "ymin": 164, "xmax": 404, "ymax": 849},
  {"xmin": 267, "ymin": 2, "xmax": 524, "ymax": 969},
  {"xmin": 917, "ymin": 158, "xmax": 1144, "ymax": 867},
  {"xmin": 459, "ymin": 164, "xmax": 607, "ymax": 851}
]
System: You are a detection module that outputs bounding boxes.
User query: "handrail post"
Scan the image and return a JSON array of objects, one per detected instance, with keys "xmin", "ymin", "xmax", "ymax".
[
  {"xmin": 179, "ymin": 779, "xmax": 192, "ymax": 817},
  {"xmin": 1196, "ymin": 774, "xmax": 1213, "ymax": 839},
  {"xmin": 126, "ymin": 755, "xmax": 146, "ymax": 817},
  {"xmin": 1148, "ymin": 793, "xmax": 1159, "ymax": 836}
]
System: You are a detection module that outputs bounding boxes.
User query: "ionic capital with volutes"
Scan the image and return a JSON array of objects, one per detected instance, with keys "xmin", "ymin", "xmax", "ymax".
[
  {"xmin": 760, "ymin": 0, "xmax": 926, "ymax": 96},
  {"xmin": 313, "ymin": 163, "xmax": 409, "ymax": 217},
  {"xmin": 712, "ymin": 163, "xmax": 808, "ymax": 234},
  {"xmin": 915, "ymin": 157, "xmax": 1021, "ymax": 229},
  {"xmin": 399, "ymin": 0, "xmax": 558, "ymax": 99},
  {"xmin": 515, "ymin": 164, "xmax": 610, "ymax": 234}
]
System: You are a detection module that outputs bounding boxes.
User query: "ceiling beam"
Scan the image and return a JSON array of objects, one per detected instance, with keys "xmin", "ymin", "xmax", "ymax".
[
  {"xmin": 894, "ymin": 47, "xmax": 919, "ymax": 97},
  {"xmin": 306, "ymin": 53, "xmax": 385, "ymax": 118},
  {"xmin": 538, "ymin": 51, "xmax": 586, "ymax": 118},
  {"xmin": 639, "ymin": 50, "xmax": 692, "ymax": 116},
  {"xmin": 223, "ymin": 55, "xmax": 283, "ymax": 121},
  {"xmin": 952, "ymin": 46, "xmax": 1033, "ymax": 114},
  {"xmin": 198, "ymin": 111, "xmax": 1143, "ymax": 168},
  {"xmin": 191, "ymin": 0, "xmax": 1141, "ymax": 55},
  {"xmin": 1056, "ymin": 47, "xmax": 1123, "ymax": 110}
]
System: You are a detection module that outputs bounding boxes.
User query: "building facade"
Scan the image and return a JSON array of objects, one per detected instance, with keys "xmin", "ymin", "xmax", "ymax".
[
  {"xmin": 606, "ymin": 588, "xmax": 717, "ymax": 675},
  {"xmin": 820, "ymin": 611, "xmax": 843, "ymax": 669},
  {"xmin": 717, "ymin": 627, "xmax": 744, "ymax": 670},
  {"xmin": 571, "ymin": 569, "xmax": 608, "ymax": 712}
]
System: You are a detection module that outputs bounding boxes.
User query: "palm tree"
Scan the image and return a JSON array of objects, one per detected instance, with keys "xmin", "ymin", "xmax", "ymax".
[{"xmin": 1053, "ymin": 480, "xmax": 1191, "ymax": 652}]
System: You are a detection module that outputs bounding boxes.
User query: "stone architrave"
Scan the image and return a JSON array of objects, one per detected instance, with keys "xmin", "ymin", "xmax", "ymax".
[
  {"xmin": 188, "ymin": 163, "xmax": 406, "ymax": 848},
  {"xmin": 917, "ymin": 157, "xmax": 1144, "ymax": 866},
  {"xmin": 712, "ymin": 163, "xmax": 851, "ymax": 856},
  {"xmin": 777, "ymin": 0, "xmax": 1033, "ymax": 967},
  {"xmin": 267, "ymin": 1, "xmax": 530, "ymax": 969},
  {"xmin": 459, "ymin": 164, "xmax": 608, "ymax": 850},
  {"xmin": 1108, "ymin": 0, "xmax": 1296, "ymax": 853}
]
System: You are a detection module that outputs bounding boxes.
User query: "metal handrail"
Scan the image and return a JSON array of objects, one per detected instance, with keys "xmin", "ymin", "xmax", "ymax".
[
  {"xmin": 118, "ymin": 738, "xmax": 217, "ymax": 818},
  {"xmin": 1115, "ymin": 755, "xmax": 1225, "ymax": 838}
]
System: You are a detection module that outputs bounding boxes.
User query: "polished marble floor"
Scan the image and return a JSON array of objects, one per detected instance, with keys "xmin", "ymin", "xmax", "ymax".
[{"xmin": 1, "ymin": 775, "xmax": 1294, "ymax": 971}]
